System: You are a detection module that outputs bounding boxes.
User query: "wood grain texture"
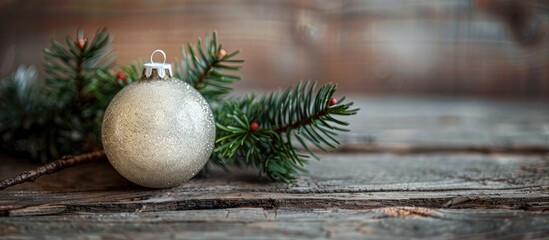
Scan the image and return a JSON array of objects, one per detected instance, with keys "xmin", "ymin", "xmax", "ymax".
[
  {"xmin": 1, "ymin": 153, "xmax": 547, "ymax": 215},
  {"xmin": 0, "ymin": 208, "xmax": 548, "ymax": 239},
  {"xmin": 339, "ymin": 96, "xmax": 549, "ymax": 151}
]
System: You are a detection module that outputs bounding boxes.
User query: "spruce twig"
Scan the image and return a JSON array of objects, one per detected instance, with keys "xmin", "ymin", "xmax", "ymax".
[
  {"xmin": 0, "ymin": 28, "xmax": 116, "ymax": 162},
  {"xmin": 176, "ymin": 32, "xmax": 243, "ymax": 102},
  {"xmin": 213, "ymin": 82, "xmax": 359, "ymax": 183},
  {"xmin": 0, "ymin": 151, "xmax": 105, "ymax": 190}
]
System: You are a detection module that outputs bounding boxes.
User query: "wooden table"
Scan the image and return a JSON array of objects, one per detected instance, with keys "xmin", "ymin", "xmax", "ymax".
[{"xmin": 1, "ymin": 97, "xmax": 548, "ymax": 239}]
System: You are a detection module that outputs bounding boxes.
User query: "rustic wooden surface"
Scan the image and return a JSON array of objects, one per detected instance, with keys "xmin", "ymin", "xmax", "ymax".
[
  {"xmin": 1, "ymin": 208, "xmax": 548, "ymax": 239},
  {"xmin": 0, "ymin": 97, "xmax": 548, "ymax": 239},
  {"xmin": 341, "ymin": 96, "xmax": 549, "ymax": 150}
]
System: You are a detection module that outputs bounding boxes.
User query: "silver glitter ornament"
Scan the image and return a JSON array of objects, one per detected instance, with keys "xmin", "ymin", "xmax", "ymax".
[{"xmin": 102, "ymin": 50, "xmax": 215, "ymax": 188}]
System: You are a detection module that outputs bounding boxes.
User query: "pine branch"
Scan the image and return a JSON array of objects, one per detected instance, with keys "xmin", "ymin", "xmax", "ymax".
[
  {"xmin": 176, "ymin": 32, "xmax": 243, "ymax": 102},
  {"xmin": 44, "ymin": 28, "xmax": 114, "ymax": 107},
  {"xmin": 18, "ymin": 29, "xmax": 115, "ymax": 162},
  {"xmin": 0, "ymin": 151, "xmax": 105, "ymax": 190},
  {"xmin": 0, "ymin": 65, "xmax": 55, "ymax": 162},
  {"xmin": 214, "ymin": 81, "xmax": 359, "ymax": 183}
]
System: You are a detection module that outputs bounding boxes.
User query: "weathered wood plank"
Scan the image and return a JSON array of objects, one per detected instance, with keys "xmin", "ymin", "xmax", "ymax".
[
  {"xmin": 340, "ymin": 97, "xmax": 549, "ymax": 150},
  {"xmin": 1, "ymin": 208, "xmax": 548, "ymax": 239},
  {"xmin": 1, "ymin": 153, "xmax": 547, "ymax": 214}
]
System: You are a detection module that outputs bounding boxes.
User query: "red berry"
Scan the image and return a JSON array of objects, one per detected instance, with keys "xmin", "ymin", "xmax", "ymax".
[
  {"xmin": 250, "ymin": 122, "xmax": 259, "ymax": 131},
  {"xmin": 76, "ymin": 39, "xmax": 86, "ymax": 49},
  {"xmin": 116, "ymin": 72, "xmax": 126, "ymax": 81},
  {"xmin": 329, "ymin": 98, "xmax": 337, "ymax": 107},
  {"xmin": 115, "ymin": 72, "xmax": 127, "ymax": 86}
]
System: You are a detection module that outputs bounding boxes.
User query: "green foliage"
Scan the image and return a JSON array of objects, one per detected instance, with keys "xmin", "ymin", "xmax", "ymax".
[
  {"xmin": 0, "ymin": 29, "xmax": 359, "ymax": 182},
  {"xmin": 176, "ymin": 32, "xmax": 243, "ymax": 102},
  {"xmin": 43, "ymin": 28, "xmax": 123, "ymax": 158},
  {"xmin": 214, "ymin": 82, "xmax": 359, "ymax": 183},
  {"xmin": 0, "ymin": 66, "xmax": 54, "ymax": 162},
  {"xmin": 0, "ymin": 29, "xmax": 125, "ymax": 162}
]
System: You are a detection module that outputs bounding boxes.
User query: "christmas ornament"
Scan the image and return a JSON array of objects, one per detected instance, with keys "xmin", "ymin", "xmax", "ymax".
[{"xmin": 101, "ymin": 50, "xmax": 215, "ymax": 188}]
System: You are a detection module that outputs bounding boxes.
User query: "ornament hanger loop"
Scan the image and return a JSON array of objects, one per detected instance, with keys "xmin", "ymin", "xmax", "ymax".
[
  {"xmin": 143, "ymin": 49, "xmax": 172, "ymax": 79},
  {"xmin": 150, "ymin": 49, "xmax": 167, "ymax": 65}
]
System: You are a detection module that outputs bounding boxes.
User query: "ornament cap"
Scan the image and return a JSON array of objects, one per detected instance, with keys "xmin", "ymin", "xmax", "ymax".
[{"xmin": 143, "ymin": 49, "xmax": 172, "ymax": 79}]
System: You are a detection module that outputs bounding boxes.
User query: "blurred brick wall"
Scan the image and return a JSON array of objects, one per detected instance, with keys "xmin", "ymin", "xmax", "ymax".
[{"xmin": 0, "ymin": 0, "xmax": 548, "ymax": 98}]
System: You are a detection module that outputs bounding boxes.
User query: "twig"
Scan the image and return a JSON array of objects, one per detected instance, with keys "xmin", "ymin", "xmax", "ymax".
[
  {"xmin": 275, "ymin": 109, "xmax": 329, "ymax": 133},
  {"xmin": 193, "ymin": 58, "xmax": 219, "ymax": 90},
  {"xmin": 0, "ymin": 150, "xmax": 106, "ymax": 190}
]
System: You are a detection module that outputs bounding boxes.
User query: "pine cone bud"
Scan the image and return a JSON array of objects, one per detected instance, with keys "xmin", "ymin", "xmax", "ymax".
[
  {"xmin": 218, "ymin": 49, "xmax": 227, "ymax": 60},
  {"xmin": 76, "ymin": 39, "xmax": 86, "ymax": 50},
  {"xmin": 329, "ymin": 98, "xmax": 337, "ymax": 107}
]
